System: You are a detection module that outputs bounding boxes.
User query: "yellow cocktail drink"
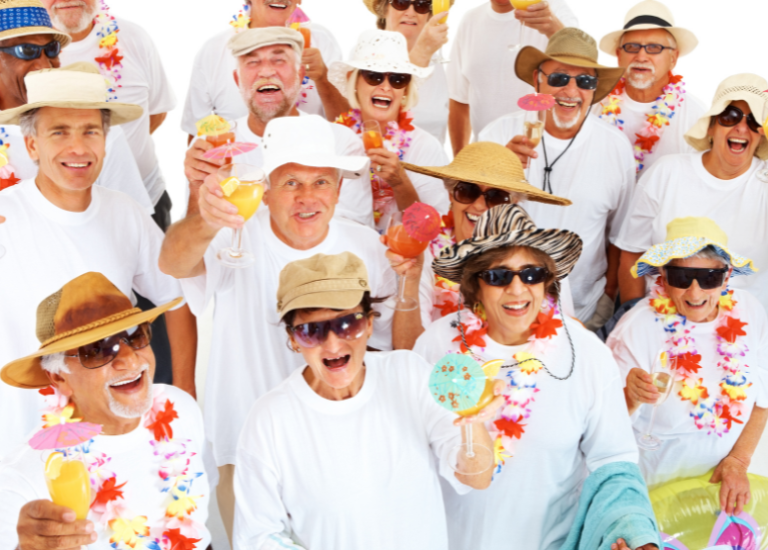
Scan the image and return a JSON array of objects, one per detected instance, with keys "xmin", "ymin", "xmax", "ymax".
[
  {"xmin": 510, "ymin": 0, "xmax": 541, "ymax": 8},
  {"xmin": 226, "ymin": 181, "xmax": 265, "ymax": 221},
  {"xmin": 433, "ymin": 0, "xmax": 450, "ymax": 23},
  {"xmin": 45, "ymin": 453, "xmax": 91, "ymax": 520}
]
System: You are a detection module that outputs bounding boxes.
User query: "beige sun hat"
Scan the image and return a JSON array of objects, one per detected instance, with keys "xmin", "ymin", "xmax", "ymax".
[
  {"xmin": 600, "ymin": 0, "xmax": 698, "ymax": 57},
  {"xmin": 0, "ymin": 62, "xmax": 143, "ymax": 125},
  {"xmin": 403, "ymin": 142, "xmax": 571, "ymax": 206},
  {"xmin": 362, "ymin": 0, "xmax": 455, "ymax": 17},
  {"xmin": 684, "ymin": 73, "xmax": 768, "ymax": 160},
  {"xmin": 515, "ymin": 28, "xmax": 625, "ymax": 105},
  {"xmin": 0, "ymin": 0, "xmax": 71, "ymax": 48},
  {"xmin": 228, "ymin": 26, "xmax": 304, "ymax": 58}
]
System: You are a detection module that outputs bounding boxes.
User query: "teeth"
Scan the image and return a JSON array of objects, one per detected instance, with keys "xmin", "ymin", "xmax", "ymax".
[
  {"xmin": 557, "ymin": 101, "xmax": 578, "ymax": 107},
  {"xmin": 258, "ymin": 85, "xmax": 280, "ymax": 92},
  {"xmin": 64, "ymin": 163, "xmax": 88, "ymax": 168},
  {"xmin": 729, "ymin": 138, "xmax": 747, "ymax": 144},
  {"xmin": 466, "ymin": 212, "xmax": 480, "ymax": 222},
  {"xmin": 503, "ymin": 303, "xmax": 529, "ymax": 311},
  {"xmin": 111, "ymin": 373, "xmax": 141, "ymax": 387},
  {"xmin": 297, "ymin": 212, "xmax": 315, "ymax": 219}
]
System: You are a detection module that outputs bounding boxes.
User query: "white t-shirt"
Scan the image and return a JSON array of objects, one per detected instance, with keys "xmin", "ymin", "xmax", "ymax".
[
  {"xmin": 479, "ymin": 114, "xmax": 636, "ymax": 321},
  {"xmin": 233, "ymin": 351, "xmax": 466, "ymax": 550},
  {"xmin": 0, "ymin": 124, "xmax": 153, "ymax": 213},
  {"xmin": 616, "ymin": 152, "xmax": 768, "ymax": 312},
  {"xmin": 413, "ymin": 313, "xmax": 639, "ymax": 550},
  {"xmin": 607, "ymin": 289, "xmax": 768, "ymax": 488},
  {"xmin": 0, "ymin": 181, "xmax": 185, "ymax": 461},
  {"xmin": 411, "ymin": 56, "xmax": 449, "ymax": 143},
  {"xmin": 593, "ymin": 90, "xmax": 707, "ymax": 178},
  {"xmin": 232, "ymin": 113, "xmax": 374, "ymax": 227},
  {"xmin": 60, "ymin": 17, "xmax": 177, "ymax": 205},
  {"xmin": 447, "ymin": 2, "xmax": 578, "ymax": 137},
  {"xmin": 181, "ymin": 23, "xmax": 342, "ymax": 137},
  {"xmin": 179, "ymin": 209, "xmax": 396, "ymax": 466},
  {"xmin": 0, "ymin": 385, "xmax": 210, "ymax": 550}
]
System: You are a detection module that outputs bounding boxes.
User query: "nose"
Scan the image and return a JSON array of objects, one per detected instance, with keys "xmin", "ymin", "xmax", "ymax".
[
  {"xmin": 109, "ymin": 341, "xmax": 143, "ymax": 371},
  {"xmin": 633, "ymin": 47, "xmax": 650, "ymax": 62},
  {"xmin": 321, "ymin": 328, "xmax": 345, "ymax": 354},
  {"xmin": 29, "ymin": 53, "xmax": 55, "ymax": 72},
  {"xmin": 504, "ymin": 273, "xmax": 528, "ymax": 295},
  {"xmin": 473, "ymin": 193, "xmax": 489, "ymax": 212}
]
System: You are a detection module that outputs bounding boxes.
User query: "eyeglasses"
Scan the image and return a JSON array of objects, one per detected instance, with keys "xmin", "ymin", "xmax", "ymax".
[
  {"xmin": 63, "ymin": 323, "xmax": 153, "ymax": 369},
  {"xmin": 478, "ymin": 267, "xmax": 550, "ymax": 287},
  {"xmin": 539, "ymin": 69, "xmax": 598, "ymax": 91},
  {"xmin": 360, "ymin": 69, "xmax": 412, "ymax": 90},
  {"xmin": 388, "ymin": 0, "xmax": 432, "ymax": 14},
  {"xmin": 619, "ymin": 43, "xmax": 676, "ymax": 55},
  {"xmin": 664, "ymin": 266, "xmax": 729, "ymax": 290},
  {"xmin": 0, "ymin": 41, "xmax": 61, "ymax": 61},
  {"xmin": 716, "ymin": 104, "xmax": 761, "ymax": 133},
  {"xmin": 453, "ymin": 181, "xmax": 512, "ymax": 208},
  {"xmin": 290, "ymin": 312, "xmax": 369, "ymax": 348}
]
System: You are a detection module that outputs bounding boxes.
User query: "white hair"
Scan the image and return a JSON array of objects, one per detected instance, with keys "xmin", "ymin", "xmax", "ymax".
[
  {"xmin": 687, "ymin": 246, "xmax": 730, "ymax": 267},
  {"xmin": 345, "ymin": 68, "xmax": 420, "ymax": 112},
  {"xmin": 40, "ymin": 352, "xmax": 71, "ymax": 376},
  {"xmin": 19, "ymin": 108, "xmax": 112, "ymax": 138}
]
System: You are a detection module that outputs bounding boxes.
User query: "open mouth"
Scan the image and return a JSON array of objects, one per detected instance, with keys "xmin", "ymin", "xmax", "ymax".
[
  {"xmin": 62, "ymin": 161, "xmax": 91, "ymax": 170},
  {"xmin": 257, "ymin": 84, "xmax": 282, "ymax": 95},
  {"xmin": 555, "ymin": 98, "xmax": 581, "ymax": 111},
  {"xmin": 109, "ymin": 371, "xmax": 145, "ymax": 393},
  {"xmin": 295, "ymin": 211, "xmax": 320, "ymax": 221},
  {"xmin": 685, "ymin": 299, "xmax": 708, "ymax": 309},
  {"xmin": 727, "ymin": 138, "xmax": 748, "ymax": 153},
  {"xmin": 465, "ymin": 212, "xmax": 481, "ymax": 224},
  {"xmin": 267, "ymin": 1, "xmax": 289, "ymax": 9},
  {"xmin": 502, "ymin": 301, "xmax": 531, "ymax": 317},
  {"xmin": 371, "ymin": 96, "xmax": 392, "ymax": 109},
  {"xmin": 322, "ymin": 354, "xmax": 350, "ymax": 370}
]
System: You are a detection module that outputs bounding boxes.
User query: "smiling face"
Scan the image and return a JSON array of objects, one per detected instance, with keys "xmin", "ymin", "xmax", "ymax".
[
  {"xmin": 450, "ymin": 183, "xmax": 519, "ymax": 242},
  {"xmin": 662, "ymin": 256, "xmax": 730, "ymax": 323},
  {"xmin": 356, "ymin": 70, "xmax": 407, "ymax": 125},
  {"xmin": 617, "ymin": 29, "xmax": 679, "ymax": 92},
  {"xmin": 534, "ymin": 60, "xmax": 595, "ymax": 133},
  {"xmin": 41, "ymin": 0, "xmax": 97, "ymax": 34},
  {"xmin": 248, "ymin": 0, "xmax": 299, "ymax": 28},
  {"xmin": 707, "ymin": 100, "xmax": 763, "ymax": 170},
  {"xmin": 0, "ymin": 35, "xmax": 61, "ymax": 111},
  {"xmin": 384, "ymin": 3, "xmax": 430, "ymax": 46}
]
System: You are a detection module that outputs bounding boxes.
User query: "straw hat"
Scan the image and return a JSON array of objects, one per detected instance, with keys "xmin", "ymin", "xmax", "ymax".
[
  {"xmin": 362, "ymin": 0, "xmax": 454, "ymax": 17},
  {"xmin": 403, "ymin": 142, "xmax": 571, "ymax": 206},
  {"xmin": 515, "ymin": 28, "xmax": 625, "ymax": 105},
  {"xmin": 0, "ymin": 62, "xmax": 143, "ymax": 126},
  {"xmin": 684, "ymin": 73, "xmax": 768, "ymax": 160},
  {"xmin": 432, "ymin": 204, "xmax": 583, "ymax": 284},
  {"xmin": 632, "ymin": 217, "xmax": 756, "ymax": 279},
  {"xmin": 0, "ymin": 0, "xmax": 70, "ymax": 48},
  {"xmin": 1, "ymin": 272, "xmax": 181, "ymax": 389},
  {"xmin": 600, "ymin": 0, "xmax": 698, "ymax": 57}
]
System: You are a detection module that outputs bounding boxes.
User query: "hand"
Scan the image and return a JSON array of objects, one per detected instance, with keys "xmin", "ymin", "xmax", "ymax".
[
  {"xmin": 380, "ymin": 234, "xmax": 424, "ymax": 279},
  {"xmin": 505, "ymin": 135, "xmax": 538, "ymax": 168},
  {"xmin": 367, "ymin": 148, "xmax": 406, "ymax": 188},
  {"xmin": 185, "ymin": 138, "xmax": 224, "ymax": 189},
  {"xmin": 0, "ymin": 215, "xmax": 5, "ymax": 223},
  {"xmin": 198, "ymin": 174, "xmax": 245, "ymax": 232},
  {"xmin": 17, "ymin": 500, "xmax": 96, "ymax": 550},
  {"xmin": 626, "ymin": 368, "xmax": 659, "ymax": 409},
  {"xmin": 611, "ymin": 538, "xmax": 657, "ymax": 550},
  {"xmin": 710, "ymin": 455, "xmax": 751, "ymax": 516},
  {"xmin": 411, "ymin": 13, "xmax": 449, "ymax": 64},
  {"xmin": 302, "ymin": 48, "xmax": 328, "ymax": 83},
  {"xmin": 514, "ymin": 1, "xmax": 564, "ymax": 38},
  {"xmin": 455, "ymin": 379, "xmax": 507, "ymax": 426}
]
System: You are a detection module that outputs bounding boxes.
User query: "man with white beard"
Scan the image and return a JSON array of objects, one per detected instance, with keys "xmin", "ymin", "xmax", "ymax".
[
  {"xmin": 594, "ymin": 0, "xmax": 705, "ymax": 179},
  {"xmin": 479, "ymin": 28, "xmax": 634, "ymax": 331}
]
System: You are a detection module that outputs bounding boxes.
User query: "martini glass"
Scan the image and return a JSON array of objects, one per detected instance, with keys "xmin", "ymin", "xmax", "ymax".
[
  {"xmin": 216, "ymin": 163, "xmax": 267, "ymax": 269},
  {"xmin": 508, "ymin": 0, "xmax": 542, "ymax": 54},
  {"xmin": 636, "ymin": 352, "xmax": 675, "ymax": 451}
]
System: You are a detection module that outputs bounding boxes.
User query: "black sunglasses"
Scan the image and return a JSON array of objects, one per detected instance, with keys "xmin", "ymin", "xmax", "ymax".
[
  {"xmin": 664, "ymin": 266, "xmax": 729, "ymax": 290},
  {"xmin": 388, "ymin": 0, "xmax": 432, "ymax": 14},
  {"xmin": 717, "ymin": 105, "xmax": 761, "ymax": 133},
  {"xmin": 63, "ymin": 323, "xmax": 153, "ymax": 370},
  {"xmin": 620, "ymin": 43, "xmax": 676, "ymax": 55},
  {"xmin": 539, "ymin": 69, "xmax": 598, "ymax": 91},
  {"xmin": 0, "ymin": 41, "xmax": 61, "ymax": 61},
  {"xmin": 290, "ymin": 312, "xmax": 368, "ymax": 348},
  {"xmin": 453, "ymin": 181, "xmax": 512, "ymax": 208},
  {"xmin": 360, "ymin": 69, "xmax": 412, "ymax": 90},
  {"xmin": 478, "ymin": 267, "xmax": 550, "ymax": 287}
]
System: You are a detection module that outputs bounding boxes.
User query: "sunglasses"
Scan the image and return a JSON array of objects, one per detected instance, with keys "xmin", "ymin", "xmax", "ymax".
[
  {"xmin": 63, "ymin": 323, "xmax": 153, "ymax": 370},
  {"xmin": 620, "ymin": 43, "xmax": 675, "ymax": 55},
  {"xmin": 453, "ymin": 181, "xmax": 512, "ymax": 208},
  {"xmin": 388, "ymin": 0, "xmax": 432, "ymax": 14},
  {"xmin": 664, "ymin": 266, "xmax": 729, "ymax": 290},
  {"xmin": 290, "ymin": 312, "xmax": 369, "ymax": 348},
  {"xmin": 478, "ymin": 267, "xmax": 550, "ymax": 287},
  {"xmin": 539, "ymin": 69, "xmax": 598, "ymax": 91},
  {"xmin": 716, "ymin": 105, "xmax": 761, "ymax": 133},
  {"xmin": 0, "ymin": 41, "xmax": 61, "ymax": 61},
  {"xmin": 360, "ymin": 69, "xmax": 412, "ymax": 90}
]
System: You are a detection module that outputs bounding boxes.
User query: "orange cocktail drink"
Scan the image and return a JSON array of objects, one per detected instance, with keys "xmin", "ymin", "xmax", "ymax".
[
  {"xmin": 45, "ymin": 454, "xmax": 91, "ymax": 520},
  {"xmin": 387, "ymin": 224, "xmax": 429, "ymax": 258},
  {"xmin": 225, "ymin": 179, "xmax": 265, "ymax": 221},
  {"xmin": 362, "ymin": 130, "xmax": 384, "ymax": 150},
  {"xmin": 299, "ymin": 26, "xmax": 311, "ymax": 48},
  {"xmin": 433, "ymin": 0, "xmax": 450, "ymax": 23}
]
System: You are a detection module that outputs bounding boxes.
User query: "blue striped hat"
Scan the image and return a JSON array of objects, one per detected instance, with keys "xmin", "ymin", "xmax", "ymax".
[{"xmin": 0, "ymin": 0, "xmax": 71, "ymax": 48}]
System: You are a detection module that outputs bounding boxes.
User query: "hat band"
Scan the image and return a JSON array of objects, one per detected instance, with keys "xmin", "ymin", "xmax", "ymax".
[
  {"xmin": 0, "ymin": 6, "xmax": 53, "ymax": 33},
  {"xmin": 624, "ymin": 15, "xmax": 671, "ymax": 29},
  {"xmin": 40, "ymin": 307, "xmax": 142, "ymax": 348}
]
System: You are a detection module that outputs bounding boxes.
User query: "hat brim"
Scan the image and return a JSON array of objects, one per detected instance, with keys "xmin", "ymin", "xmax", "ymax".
[
  {"xmin": 0, "ymin": 27, "xmax": 71, "ymax": 48},
  {"xmin": 0, "ymin": 100, "xmax": 144, "ymax": 126},
  {"xmin": 632, "ymin": 239, "xmax": 757, "ymax": 279},
  {"xmin": 514, "ymin": 46, "xmax": 626, "ymax": 105},
  {"xmin": 599, "ymin": 26, "xmax": 698, "ymax": 57},
  {"xmin": 278, "ymin": 289, "xmax": 366, "ymax": 318},
  {"xmin": 402, "ymin": 160, "xmax": 572, "ymax": 206},
  {"xmin": 328, "ymin": 60, "xmax": 433, "ymax": 98},
  {"xmin": 266, "ymin": 152, "xmax": 369, "ymax": 180},
  {"xmin": 1, "ymin": 297, "xmax": 183, "ymax": 389}
]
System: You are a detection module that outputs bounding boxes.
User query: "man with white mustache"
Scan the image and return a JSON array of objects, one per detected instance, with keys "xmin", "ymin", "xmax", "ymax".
[
  {"xmin": 594, "ymin": 0, "xmax": 705, "ymax": 178},
  {"xmin": 480, "ymin": 28, "xmax": 634, "ymax": 331}
]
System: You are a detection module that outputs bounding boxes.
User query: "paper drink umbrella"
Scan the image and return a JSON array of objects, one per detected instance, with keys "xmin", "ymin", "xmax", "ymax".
[
  {"xmin": 517, "ymin": 93, "xmax": 556, "ymax": 111},
  {"xmin": 29, "ymin": 404, "xmax": 102, "ymax": 450},
  {"xmin": 403, "ymin": 202, "xmax": 441, "ymax": 242},
  {"xmin": 203, "ymin": 141, "xmax": 258, "ymax": 160},
  {"xmin": 288, "ymin": 6, "xmax": 310, "ymax": 24}
]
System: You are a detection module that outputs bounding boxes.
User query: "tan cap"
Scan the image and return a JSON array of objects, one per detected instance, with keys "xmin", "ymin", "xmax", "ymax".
[
  {"xmin": 277, "ymin": 252, "xmax": 371, "ymax": 318},
  {"xmin": 228, "ymin": 26, "xmax": 304, "ymax": 58}
]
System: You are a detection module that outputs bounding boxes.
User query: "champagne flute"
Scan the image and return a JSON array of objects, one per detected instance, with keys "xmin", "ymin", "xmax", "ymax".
[
  {"xmin": 432, "ymin": 0, "xmax": 451, "ymax": 64},
  {"xmin": 386, "ymin": 209, "xmax": 430, "ymax": 312},
  {"xmin": 216, "ymin": 163, "xmax": 267, "ymax": 269},
  {"xmin": 523, "ymin": 108, "xmax": 546, "ymax": 181},
  {"xmin": 508, "ymin": 0, "xmax": 542, "ymax": 54},
  {"xmin": 636, "ymin": 351, "xmax": 676, "ymax": 451}
]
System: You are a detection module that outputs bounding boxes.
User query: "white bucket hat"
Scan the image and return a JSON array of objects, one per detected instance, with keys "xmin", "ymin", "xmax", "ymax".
[
  {"xmin": 600, "ymin": 0, "xmax": 698, "ymax": 57},
  {"xmin": 327, "ymin": 29, "xmax": 433, "ymax": 98},
  {"xmin": 684, "ymin": 73, "xmax": 768, "ymax": 160},
  {"xmin": 262, "ymin": 115, "xmax": 369, "ymax": 179}
]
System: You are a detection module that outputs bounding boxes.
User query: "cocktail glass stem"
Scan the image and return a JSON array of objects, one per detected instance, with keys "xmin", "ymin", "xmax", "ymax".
[
  {"xmin": 230, "ymin": 227, "xmax": 244, "ymax": 259},
  {"xmin": 643, "ymin": 405, "xmax": 658, "ymax": 440},
  {"xmin": 465, "ymin": 423, "xmax": 475, "ymax": 458},
  {"xmin": 397, "ymin": 272, "xmax": 408, "ymax": 303}
]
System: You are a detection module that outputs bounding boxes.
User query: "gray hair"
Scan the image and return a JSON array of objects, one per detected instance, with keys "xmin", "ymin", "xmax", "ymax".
[
  {"xmin": 19, "ymin": 108, "xmax": 112, "ymax": 138},
  {"xmin": 40, "ymin": 352, "xmax": 71, "ymax": 376},
  {"xmin": 444, "ymin": 178, "xmax": 526, "ymax": 204},
  {"xmin": 686, "ymin": 245, "xmax": 730, "ymax": 267}
]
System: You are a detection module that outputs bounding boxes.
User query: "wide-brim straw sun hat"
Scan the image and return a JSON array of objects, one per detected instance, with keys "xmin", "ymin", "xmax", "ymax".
[
  {"xmin": 599, "ymin": 0, "xmax": 698, "ymax": 57},
  {"xmin": 515, "ymin": 28, "xmax": 625, "ymax": 105},
  {"xmin": 632, "ymin": 217, "xmax": 756, "ymax": 279},
  {"xmin": 328, "ymin": 29, "xmax": 433, "ymax": 97},
  {"xmin": 684, "ymin": 73, "xmax": 768, "ymax": 160},
  {"xmin": 0, "ymin": 0, "xmax": 71, "ymax": 48},
  {"xmin": 362, "ymin": 0, "xmax": 455, "ymax": 17},
  {"xmin": 1, "ymin": 272, "xmax": 182, "ymax": 389},
  {"xmin": 433, "ymin": 204, "xmax": 583, "ymax": 284},
  {"xmin": 403, "ymin": 142, "xmax": 571, "ymax": 207},
  {"xmin": 0, "ymin": 62, "xmax": 143, "ymax": 126}
]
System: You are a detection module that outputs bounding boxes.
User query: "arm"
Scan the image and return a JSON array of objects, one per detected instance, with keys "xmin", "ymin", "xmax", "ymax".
[
  {"xmin": 164, "ymin": 304, "xmax": 198, "ymax": 398},
  {"xmin": 514, "ymin": 1, "xmax": 565, "ymax": 39},
  {"xmin": 302, "ymin": 48, "xmax": 351, "ymax": 122},
  {"xmin": 184, "ymin": 138, "xmax": 224, "ymax": 217},
  {"xmin": 366, "ymin": 148, "xmax": 420, "ymax": 211},
  {"xmin": 149, "ymin": 113, "xmax": 167, "ymax": 134},
  {"xmin": 383, "ymin": 238, "xmax": 426, "ymax": 350},
  {"xmin": 618, "ymin": 250, "xmax": 645, "ymax": 304},
  {"xmin": 409, "ymin": 13, "xmax": 449, "ymax": 67},
  {"xmin": 605, "ymin": 244, "xmax": 620, "ymax": 300},
  {"xmin": 448, "ymin": 100, "xmax": 471, "ymax": 156}
]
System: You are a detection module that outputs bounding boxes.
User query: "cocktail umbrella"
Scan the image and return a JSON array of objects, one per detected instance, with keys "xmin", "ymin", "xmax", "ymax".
[
  {"xmin": 517, "ymin": 93, "xmax": 556, "ymax": 111},
  {"xmin": 203, "ymin": 142, "xmax": 258, "ymax": 161},
  {"xmin": 195, "ymin": 114, "xmax": 231, "ymax": 137},
  {"xmin": 288, "ymin": 6, "xmax": 310, "ymax": 24},
  {"xmin": 429, "ymin": 353, "xmax": 486, "ymax": 413},
  {"xmin": 403, "ymin": 202, "xmax": 441, "ymax": 242},
  {"xmin": 29, "ymin": 404, "xmax": 102, "ymax": 450}
]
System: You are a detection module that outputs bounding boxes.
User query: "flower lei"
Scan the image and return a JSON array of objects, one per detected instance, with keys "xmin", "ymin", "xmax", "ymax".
[
  {"xmin": 335, "ymin": 108, "xmax": 414, "ymax": 223},
  {"xmin": 92, "ymin": 1, "xmax": 123, "ymax": 102},
  {"xmin": 452, "ymin": 297, "xmax": 564, "ymax": 472},
  {"xmin": 599, "ymin": 72, "xmax": 686, "ymax": 173},
  {"xmin": 649, "ymin": 279, "xmax": 751, "ymax": 436},
  {"xmin": 38, "ymin": 386, "xmax": 204, "ymax": 550},
  {"xmin": 0, "ymin": 126, "xmax": 21, "ymax": 191},
  {"xmin": 428, "ymin": 211, "xmax": 466, "ymax": 320}
]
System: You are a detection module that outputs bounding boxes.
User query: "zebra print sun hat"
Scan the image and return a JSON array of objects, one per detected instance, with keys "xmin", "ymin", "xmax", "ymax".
[{"xmin": 433, "ymin": 204, "xmax": 583, "ymax": 284}]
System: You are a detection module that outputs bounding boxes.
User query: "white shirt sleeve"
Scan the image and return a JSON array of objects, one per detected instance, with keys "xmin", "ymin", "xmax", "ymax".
[
  {"xmin": 477, "ymin": 115, "xmax": 514, "ymax": 145},
  {"xmin": 332, "ymin": 126, "xmax": 375, "ymax": 228},
  {"xmin": 178, "ymin": 228, "xmax": 233, "ymax": 316},
  {"xmin": 181, "ymin": 45, "xmax": 214, "ymax": 137},
  {"xmin": 447, "ymin": 21, "xmax": 470, "ymax": 104},
  {"xmin": 615, "ymin": 168, "xmax": 661, "ymax": 253},
  {"xmin": 606, "ymin": 305, "xmax": 650, "ymax": 389},
  {"xmin": 98, "ymin": 127, "xmax": 154, "ymax": 213}
]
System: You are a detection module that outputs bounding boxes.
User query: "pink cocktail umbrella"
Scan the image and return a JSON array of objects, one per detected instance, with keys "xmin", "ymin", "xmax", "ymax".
[
  {"xmin": 203, "ymin": 141, "xmax": 258, "ymax": 161},
  {"xmin": 517, "ymin": 93, "xmax": 556, "ymax": 112},
  {"xmin": 29, "ymin": 405, "xmax": 102, "ymax": 450},
  {"xmin": 403, "ymin": 202, "xmax": 441, "ymax": 241},
  {"xmin": 288, "ymin": 6, "xmax": 310, "ymax": 24}
]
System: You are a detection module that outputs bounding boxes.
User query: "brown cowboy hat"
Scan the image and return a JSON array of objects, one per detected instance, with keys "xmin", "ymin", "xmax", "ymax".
[
  {"xmin": 515, "ymin": 27, "xmax": 625, "ymax": 105},
  {"xmin": 1, "ymin": 272, "xmax": 181, "ymax": 389}
]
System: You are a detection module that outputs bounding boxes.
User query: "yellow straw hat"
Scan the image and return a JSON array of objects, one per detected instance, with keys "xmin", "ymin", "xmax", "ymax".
[{"xmin": 0, "ymin": 0, "xmax": 71, "ymax": 48}]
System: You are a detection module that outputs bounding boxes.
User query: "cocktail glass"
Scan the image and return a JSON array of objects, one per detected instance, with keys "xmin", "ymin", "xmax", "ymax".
[
  {"xmin": 362, "ymin": 120, "xmax": 384, "ymax": 151},
  {"xmin": 508, "ymin": 0, "xmax": 542, "ymax": 54},
  {"xmin": 637, "ymin": 351, "xmax": 676, "ymax": 451},
  {"xmin": 45, "ymin": 453, "xmax": 91, "ymax": 520},
  {"xmin": 299, "ymin": 26, "xmax": 311, "ymax": 48},
  {"xmin": 386, "ymin": 210, "xmax": 431, "ymax": 311},
  {"xmin": 216, "ymin": 163, "xmax": 267, "ymax": 269},
  {"xmin": 433, "ymin": 0, "xmax": 451, "ymax": 64},
  {"xmin": 206, "ymin": 120, "xmax": 238, "ymax": 165},
  {"xmin": 523, "ymin": 108, "xmax": 546, "ymax": 180}
]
